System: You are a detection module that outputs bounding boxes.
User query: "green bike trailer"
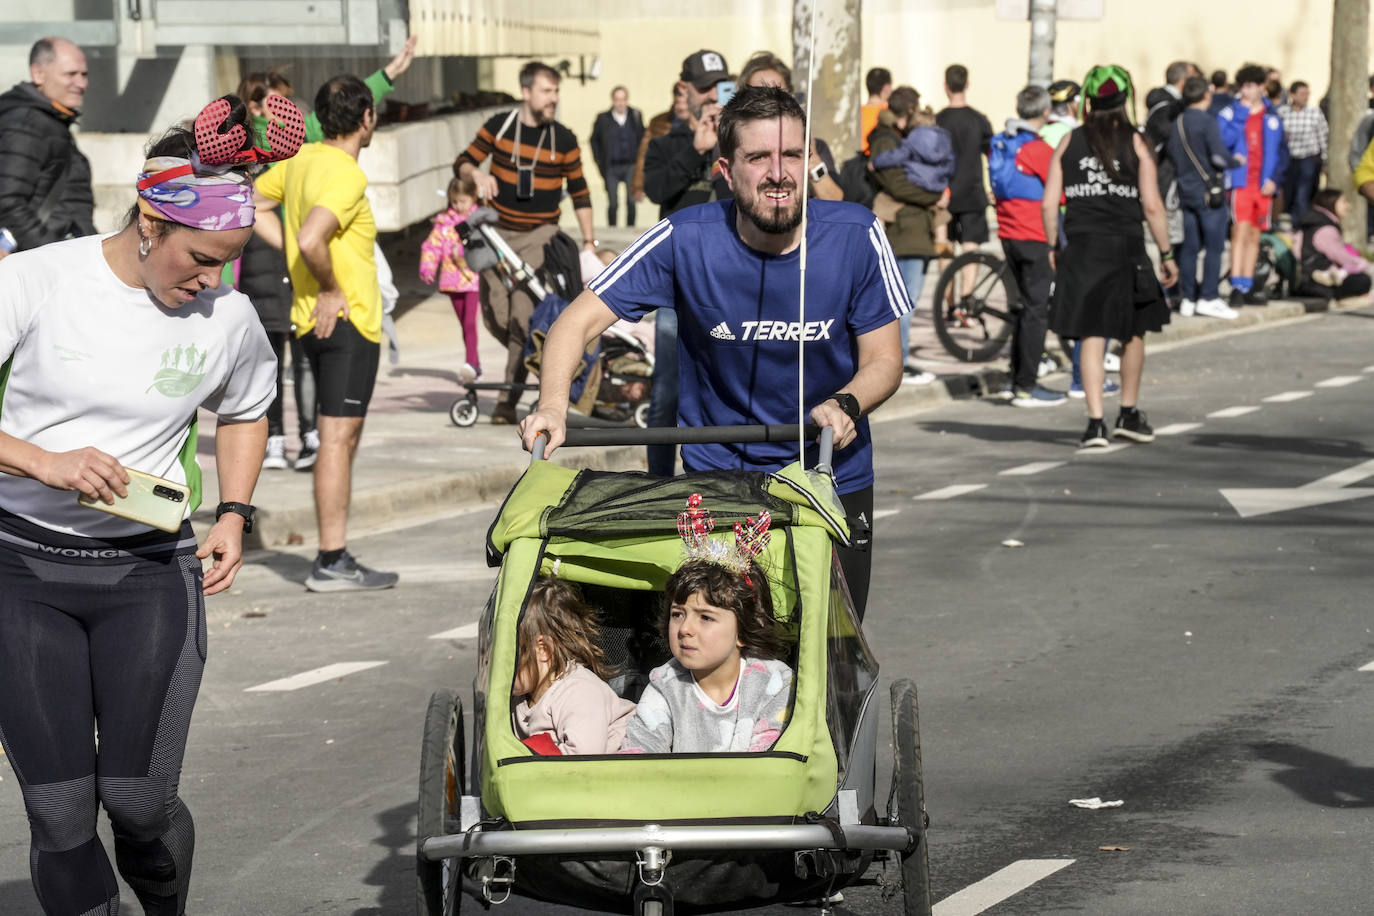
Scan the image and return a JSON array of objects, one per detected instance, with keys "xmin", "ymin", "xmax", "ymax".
[{"xmin": 417, "ymin": 428, "xmax": 931, "ymax": 915}]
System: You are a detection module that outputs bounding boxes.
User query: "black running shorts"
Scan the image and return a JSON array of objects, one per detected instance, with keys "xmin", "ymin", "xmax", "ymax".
[
  {"xmin": 948, "ymin": 209, "xmax": 991, "ymax": 245},
  {"xmin": 299, "ymin": 319, "xmax": 380, "ymax": 418}
]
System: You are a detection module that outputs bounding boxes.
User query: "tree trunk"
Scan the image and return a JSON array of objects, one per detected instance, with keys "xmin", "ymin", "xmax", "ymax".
[
  {"xmin": 1329, "ymin": 0, "xmax": 1369, "ymax": 242},
  {"xmin": 1028, "ymin": 0, "xmax": 1057, "ymax": 88},
  {"xmin": 793, "ymin": 0, "xmax": 863, "ymax": 160}
]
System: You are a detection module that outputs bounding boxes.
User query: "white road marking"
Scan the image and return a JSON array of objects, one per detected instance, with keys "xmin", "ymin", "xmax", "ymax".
[
  {"xmin": 1316, "ymin": 375, "xmax": 1363, "ymax": 388},
  {"xmin": 1076, "ymin": 443, "xmax": 1129, "ymax": 455},
  {"xmin": 1263, "ymin": 390, "xmax": 1313, "ymax": 403},
  {"xmin": 914, "ymin": 484, "xmax": 987, "ymax": 500},
  {"xmin": 1359, "ymin": 660, "xmax": 1374, "ymax": 672},
  {"xmin": 1207, "ymin": 405, "xmax": 1260, "ymax": 418},
  {"xmin": 999, "ymin": 461, "xmax": 1066, "ymax": 476},
  {"xmin": 1155, "ymin": 422, "xmax": 1204, "ymax": 436},
  {"xmin": 1364, "ymin": 365, "xmax": 1374, "ymax": 373},
  {"xmin": 933, "ymin": 859, "xmax": 1075, "ymax": 916},
  {"xmin": 873, "ymin": 508, "xmax": 901, "ymax": 520},
  {"xmin": 430, "ymin": 623, "xmax": 479, "ymax": 640},
  {"xmin": 1221, "ymin": 458, "xmax": 1374, "ymax": 518},
  {"xmin": 245, "ymin": 662, "xmax": 388, "ymax": 692}
]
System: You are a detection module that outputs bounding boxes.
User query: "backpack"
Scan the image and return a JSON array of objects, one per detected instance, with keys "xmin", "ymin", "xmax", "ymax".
[
  {"xmin": 987, "ymin": 131, "xmax": 1043, "ymax": 202},
  {"xmin": 838, "ymin": 152, "xmax": 879, "ymax": 209},
  {"xmin": 539, "ymin": 230, "xmax": 584, "ymax": 301}
]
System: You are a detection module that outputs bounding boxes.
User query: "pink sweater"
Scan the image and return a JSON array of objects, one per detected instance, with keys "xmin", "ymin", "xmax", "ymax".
[
  {"xmin": 419, "ymin": 204, "xmax": 480, "ymax": 293},
  {"xmin": 512, "ymin": 663, "xmax": 637, "ymax": 755}
]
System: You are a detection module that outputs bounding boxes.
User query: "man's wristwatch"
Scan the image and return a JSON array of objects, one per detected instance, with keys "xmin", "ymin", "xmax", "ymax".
[
  {"xmin": 215, "ymin": 501, "xmax": 256, "ymax": 534},
  {"xmin": 810, "ymin": 162, "xmax": 829, "ymax": 183},
  {"xmin": 828, "ymin": 392, "xmax": 861, "ymax": 422}
]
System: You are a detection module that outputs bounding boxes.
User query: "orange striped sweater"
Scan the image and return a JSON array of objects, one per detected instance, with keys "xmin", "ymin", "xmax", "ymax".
[{"xmin": 455, "ymin": 112, "xmax": 592, "ymax": 232}]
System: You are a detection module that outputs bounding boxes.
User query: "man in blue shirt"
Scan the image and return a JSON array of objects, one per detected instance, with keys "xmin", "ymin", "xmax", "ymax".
[{"xmin": 519, "ymin": 86, "xmax": 909, "ymax": 618}]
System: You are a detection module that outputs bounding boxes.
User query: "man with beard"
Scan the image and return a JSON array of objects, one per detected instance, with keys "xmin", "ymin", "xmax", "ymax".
[
  {"xmin": 453, "ymin": 61, "xmax": 595, "ymax": 424},
  {"xmin": 519, "ymin": 86, "xmax": 909, "ymax": 620}
]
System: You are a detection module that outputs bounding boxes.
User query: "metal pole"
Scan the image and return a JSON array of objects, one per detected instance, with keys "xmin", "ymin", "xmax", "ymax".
[{"xmin": 1028, "ymin": 0, "xmax": 1057, "ymax": 88}]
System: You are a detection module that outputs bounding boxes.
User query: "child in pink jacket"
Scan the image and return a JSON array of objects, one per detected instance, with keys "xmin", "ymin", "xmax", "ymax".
[{"xmin": 420, "ymin": 177, "xmax": 483, "ymax": 381}]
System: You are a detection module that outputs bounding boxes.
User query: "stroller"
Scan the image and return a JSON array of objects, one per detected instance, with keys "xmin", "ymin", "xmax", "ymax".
[
  {"xmin": 416, "ymin": 426, "xmax": 932, "ymax": 915},
  {"xmin": 447, "ymin": 210, "xmax": 654, "ymax": 428}
]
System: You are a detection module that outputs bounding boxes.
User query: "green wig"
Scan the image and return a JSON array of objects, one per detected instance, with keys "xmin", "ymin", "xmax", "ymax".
[{"xmin": 1082, "ymin": 64, "xmax": 1136, "ymax": 118}]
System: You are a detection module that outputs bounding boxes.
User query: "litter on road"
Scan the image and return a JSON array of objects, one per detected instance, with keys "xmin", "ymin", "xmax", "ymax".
[{"xmin": 1069, "ymin": 797, "xmax": 1124, "ymax": 809}]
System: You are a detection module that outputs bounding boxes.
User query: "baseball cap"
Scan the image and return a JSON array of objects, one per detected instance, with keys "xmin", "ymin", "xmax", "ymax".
[
  {"xmin": 1048, "ymin": 80, "xmax": 1080, "ymax": 104},
  {"xmin": 681, "ymin": 50, "xmax": 731, "ymax": 91}
]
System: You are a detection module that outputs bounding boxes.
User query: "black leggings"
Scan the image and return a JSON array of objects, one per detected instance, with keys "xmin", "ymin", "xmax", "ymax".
[
  {"xmin": 0, "ymin": 510, "xmax": 206, "ymax": 915},
  {"xmin": 836, "ymin": 485, "xmax": 874, "ymax": 622}
]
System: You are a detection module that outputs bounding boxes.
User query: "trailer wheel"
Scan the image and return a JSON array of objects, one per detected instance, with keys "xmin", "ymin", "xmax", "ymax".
[
  {"xmin": 417, "ymin": 690, "xmax": 464, "ymax": 914},
  {"xmin": 450, "ymin": 397, "xmax": 479, "ymax": 428},
  {"xmin": 633, "ymin": 401, "xmax": 651, "ymax": 429},
  {"xmin": 891, "ymin": 679, "xmax": 931, "ymax": 916}
]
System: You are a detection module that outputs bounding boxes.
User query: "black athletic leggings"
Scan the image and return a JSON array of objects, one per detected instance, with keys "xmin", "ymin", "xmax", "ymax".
[
  {"xmin": 836, "ymin": 485, "xmax": 873, "ymax": 622},
  {"xmin": 0, "ymin": 509, "xmax": 206, "ymax": 916}
]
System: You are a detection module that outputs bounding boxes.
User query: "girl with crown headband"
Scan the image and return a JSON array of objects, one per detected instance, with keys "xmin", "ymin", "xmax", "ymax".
[
  {"xmin": 620, "ymin": 495, "xmax": 795, "ymax": 754},
  {"xmin": 0, "ymin": 94, "xmax": 303, "ymax": 914}
]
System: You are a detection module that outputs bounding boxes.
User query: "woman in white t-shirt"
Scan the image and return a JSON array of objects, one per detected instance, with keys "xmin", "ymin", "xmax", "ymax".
[{"xmin": 0, "ymin": 95, "xmax": 302, "ymax": 915}]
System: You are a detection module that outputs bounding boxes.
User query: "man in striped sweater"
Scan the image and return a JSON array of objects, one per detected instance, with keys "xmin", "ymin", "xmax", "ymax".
[{"xmin": 454, "ymin": 61, "xmax": 596, "ymax": 423}]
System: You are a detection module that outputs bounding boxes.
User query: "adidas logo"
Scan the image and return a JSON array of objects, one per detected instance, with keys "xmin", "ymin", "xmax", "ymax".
[{"xmin": 709, "ymin": 322, "xmax": 736, "ymax": 340}]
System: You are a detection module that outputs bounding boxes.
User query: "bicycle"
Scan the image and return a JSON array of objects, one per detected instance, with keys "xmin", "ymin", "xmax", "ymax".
[{"xmin": 929, "ymin": 249, "xmax": 1020, "ymax": 362}]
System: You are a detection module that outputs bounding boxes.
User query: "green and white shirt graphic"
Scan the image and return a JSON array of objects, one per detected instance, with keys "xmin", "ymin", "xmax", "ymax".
[{"xmin": 0, "ymin": 235, "xmax": 276, "ymax": 537}]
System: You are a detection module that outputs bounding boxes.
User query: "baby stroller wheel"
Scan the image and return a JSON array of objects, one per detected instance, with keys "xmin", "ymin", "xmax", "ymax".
[
  {"xmin": 890, "ymin": 679, "xmax": 932, "ymax": 916},
  {"xmin": 417, "ymin": 690, "xmax": 465, "ymax": 915},
  {"xmin": 449, "ymin": 397, "xmax": 479, "ymax": 428},
  {"xmin": 633, "ymin": 401, "xmax": 650, "ymax": 429}
]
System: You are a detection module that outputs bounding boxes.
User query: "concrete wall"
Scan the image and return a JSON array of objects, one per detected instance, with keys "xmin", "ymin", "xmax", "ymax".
[{"xmin": 80, "ymin": 105, "xmax": 512, "ymax": 234}]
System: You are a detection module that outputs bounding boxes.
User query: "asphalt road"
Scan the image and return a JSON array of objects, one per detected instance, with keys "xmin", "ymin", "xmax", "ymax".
[{"xmin": 3, "ymin": 308, "xmax": 1374, "ymax": 914}]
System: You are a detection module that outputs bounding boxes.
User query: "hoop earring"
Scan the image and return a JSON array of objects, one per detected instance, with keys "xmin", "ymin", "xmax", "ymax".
[{"xmin": 138, "ymin": 234, "xmax": 152, "ymax": 257}]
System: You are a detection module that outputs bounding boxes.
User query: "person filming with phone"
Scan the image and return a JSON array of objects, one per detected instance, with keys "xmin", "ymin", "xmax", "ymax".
[{"xmin": 0, "ymin": 95, "xmax": 289, "ymax": 914}]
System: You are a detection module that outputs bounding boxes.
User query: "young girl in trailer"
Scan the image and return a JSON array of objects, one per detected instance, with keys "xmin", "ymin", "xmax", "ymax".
[
  {"xmin": 621, "ymin": 496, "xmax": 795, "ymax": 754},
  {"xmin": 419, "ymin": 176, "xmax": 483, "ymax": 382},
  {"xmin": 512, "ymin": 575, "xmax": 637, "ymax": 755}
]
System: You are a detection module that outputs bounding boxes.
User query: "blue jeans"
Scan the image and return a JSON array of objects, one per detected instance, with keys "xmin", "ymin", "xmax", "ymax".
[
  {"xmin": 1179, "ymin": 202, "xmax": 1229, "ymax": 300},
  {"xmin": 646, "ymin": 308, "xmax": 678, "ymax": 476},
  {"xmin": 896, "ymin": 257, "xmax": 928, "ymax": 361},
  {"xmin": 605, "ymin": 162, "xmax": 636, "ymax": 227},
  {"xmin": 1283, "ymin": 155, "xmax": 1322, "ymax": 222}
]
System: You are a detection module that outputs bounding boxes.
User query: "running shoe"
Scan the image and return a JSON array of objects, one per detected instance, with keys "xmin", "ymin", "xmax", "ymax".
[
  {"xmin": 1078, "ymin": 418, "xmax": 1110, "ymax": 448},
  {"xmin": 305, "ymin": 550, "xmax": 399, "ymax": 592},
  {"xmin": 262, "ymin": 435, "xmax": 288, "ymax": 470},
  {"xmin": 1103, "ymin": 351, "xmax": 1121, "ymax": 373},
  {"xmin": 1067, "ymin": 379, "xmax": 1121, "ymax": 399},
  {"xmin": 1010, "ymin": 385, "xmax": 1068, "ymax": 407},
  {"xmin": 458, "ymin": 362, "xmax": 478, "ymax": 384},
  {"xmin": 1241, "ymin": 289, "xmax": 1269, "ymax": 306},
  {"xmin": 1194, "ymin": 298, "xmax": 1238, "ymax": 319},
  {"xmin": 294, "ymin": 429, "xmax": 320, "ymax": 471},
  {"xmin": 902, "ymin": 365, "xmax": 937, "ymax": 385},
  {"xmin": 1112, "ymin": 408, "xmax": 1155, "ymax": 443},
  {"xmin": 1178, "ymin": 298, "xmax": 1196, "ymax": 317},
  {"xmin": 1037, "ymin": 355, "xmax": 1059, "ymax": 379}
]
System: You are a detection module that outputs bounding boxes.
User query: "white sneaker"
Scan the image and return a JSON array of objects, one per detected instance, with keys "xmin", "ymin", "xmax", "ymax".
[
  {"xmin": 902, "ymin": 369, "xmax": 937, "ymax": 385},
  {"xmin": 1102, "ymin": 351, "xmax": 1121, "ymax": 373},
  {"xmin": 262, "ymin": 435, "xmax": 288, "ymax": 470},
  {"xmin": 294, "ymin": 429, "xmax": 320, "ymax": 471},
  {"xmin": 1194, "ymin": 298, "xmax": 1238, "ymax": 320},
  {"xmin": 458, "ymin": 362, "xmax": 478, "ymax": 383},
  {"xmin": 1178, "ymin": 299, "xmax": 1196, "ymax": 317},
  {"xmin": 1037, "ymin": 355, "xmax": 1059, "ymax": 379}
]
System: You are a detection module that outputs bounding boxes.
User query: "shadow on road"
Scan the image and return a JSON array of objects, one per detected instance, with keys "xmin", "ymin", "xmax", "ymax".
[
  {"xmin": 353, "ymin": 801, "xmax": 417, "ymax": 915},
  {"xmin": 1188, "ymin": 433, "xmax": 1374, "ymax": 461},
  {"xmin": 0, "ymin": 880, "xmax": 42, "ymax": 915},
  {"xmin": 917, "ymin": 419, "xmax": 1074, "ymax": 446},
  {"xmin": 1251, "ymin": 742, "xmax": 1374, "ymax": 808}
]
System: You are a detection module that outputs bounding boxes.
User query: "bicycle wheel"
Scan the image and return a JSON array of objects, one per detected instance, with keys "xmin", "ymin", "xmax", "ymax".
[
  {"xmin": 930, "ymin": 251, "xmax": 1018, "ymax": 362},
  {"xmin": 417, "ymin": 690, "xmax": 464, "ymax": 915},
  {"xmin": 889, "ymin": 679, "xmax": 932, "ymax": 916}
]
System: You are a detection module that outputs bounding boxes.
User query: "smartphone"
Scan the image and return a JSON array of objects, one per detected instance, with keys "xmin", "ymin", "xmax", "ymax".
[
  {"xmin": 516, "ymin": 167, "xmax": 534, "ymax": 200},
  {"xmin": 78, "ymin": 468, "xmax": 190, "ymax": 534},
  {"xmin": 715, "ymin": 81, "xmax": 736, "ymax": 108}
]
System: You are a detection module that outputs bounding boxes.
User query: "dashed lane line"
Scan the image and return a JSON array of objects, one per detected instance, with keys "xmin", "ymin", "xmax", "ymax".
[
  {"xmin": 1155, "ymin": 422, "xmax": 1204, "ymax": 436},
  {"xmin": 1075, "ymin": 443, "xmax": 1129, "ymax": 455},
  {"xmin": 914, "ymin": 484, "xmax": 988, "ymax": 501},
  {"xmin": 933, "ymin": 859, "xmax": 1076, "ymax": 916},
  {"xmin": 430, "ymin": 623, "xmax": 479, "ymax": 640},
  {"xmin": 873, "ymin": 509, "xmax": 901, "ymax": 520},
  {"xmin": 1263, "ymin": 390, "xmax": 1313, "ymax": 403},
  {"xmin": 1360, "ymin": 661, "xmax": 1374, "ymax": 672},
  {"xmin": 245, "ymin": 662, "xmax": 388, "ymax": 693},
  {"xmin": 1207, "ymin": 405, "xmax": 1260, "ymax": 418},
  {"xmin": 1316, "ymin": 375, "xmax": 1364, "ymax": 388},
  {"xmin": 1364, "ymin": 365, "xmax": 1374, "ymax": 373},
  {"xmin": 999, "ymin": 461, "xmax": 1066, "ymax": 476}
]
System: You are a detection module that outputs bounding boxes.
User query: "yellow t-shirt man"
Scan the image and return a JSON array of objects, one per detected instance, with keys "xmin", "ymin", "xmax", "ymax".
[{"xmin": 255, "ymin": 143, "xmax": 381, "ymax": 342}]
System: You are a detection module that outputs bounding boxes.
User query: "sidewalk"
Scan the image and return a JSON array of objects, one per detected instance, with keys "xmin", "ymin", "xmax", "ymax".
[{"xmin": 193, "ymin": 227, "xmax": 1356, "ymax": 548}]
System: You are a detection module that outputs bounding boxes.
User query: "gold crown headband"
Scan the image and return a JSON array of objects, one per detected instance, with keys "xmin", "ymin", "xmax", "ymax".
[{"xmin": 677, "ymin": 493, "xmax": 771, "ymax": 579}]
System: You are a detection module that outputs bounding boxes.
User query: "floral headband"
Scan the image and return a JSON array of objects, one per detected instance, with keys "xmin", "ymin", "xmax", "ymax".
[{"xmin": 677, "ymin": 493, "xmax": 771, "ymax": 583}]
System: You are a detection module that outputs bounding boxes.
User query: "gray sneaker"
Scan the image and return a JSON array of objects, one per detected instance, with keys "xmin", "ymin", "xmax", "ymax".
[{"xmin": 305, "ymin": 551, "xmax": 399, "ymax": 592}]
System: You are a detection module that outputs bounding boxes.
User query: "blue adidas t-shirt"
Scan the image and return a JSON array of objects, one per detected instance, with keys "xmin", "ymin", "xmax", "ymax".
[{"xmin": 588, "ymin": 199, "xmax": 911, "ymax": 494}]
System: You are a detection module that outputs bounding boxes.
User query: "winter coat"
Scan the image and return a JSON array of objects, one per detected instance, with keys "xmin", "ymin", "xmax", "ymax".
[
  {"xmin": 419, "ymin": 205, "xmax": 481, "ymax": 294},
  {"xmin": 590, "ymin": 107, "xmax": 645, "ymax": 175},
  {"xmin": 867, "ymin": 109, "xmax": 941, "ymax": 259},
  {"xmin": 0, "ymin": 82, "xmax": 96, "ymax": 250},
  {"xmin": 870, "ymin": 124, "xmax": 956, "ymax": 193},
  {"xmin": 643, "ymin": 119, "xmax": 732, "ymax": 218}
]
